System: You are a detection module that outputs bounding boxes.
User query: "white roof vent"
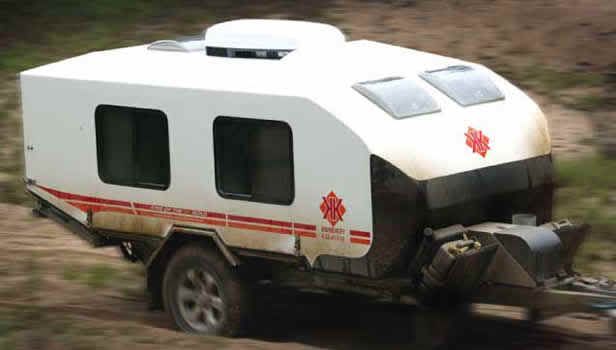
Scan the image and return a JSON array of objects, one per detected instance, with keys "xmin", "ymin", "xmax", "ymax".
[
  {"xmin": 204, "ymin": 19, "xmax": 345, "ymax": 59},
  {"xmin": 148, "ymin": 36, "xmax": 205, "ymax": 52}
]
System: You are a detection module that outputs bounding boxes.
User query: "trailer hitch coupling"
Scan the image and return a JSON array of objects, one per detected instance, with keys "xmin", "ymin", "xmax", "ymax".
[
  {"xmin": 412, "ymin": 220, "xmax": 595, "ymax": 302},
  {"xmin": 413, "ymin": 227, "xmax": 498, "ymax": 303}
]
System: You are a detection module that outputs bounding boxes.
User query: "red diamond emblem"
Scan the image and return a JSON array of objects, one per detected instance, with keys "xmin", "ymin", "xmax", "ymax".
[
  {"xmin": 465, "ymin": 126, "xmax": 490, "ymax": 157},
  {"xmin": 319, "ymin": 191, "xmax": 346, "ymax": 227}
]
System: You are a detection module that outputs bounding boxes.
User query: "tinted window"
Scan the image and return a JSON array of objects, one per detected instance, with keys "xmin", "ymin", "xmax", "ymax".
[
  {"xmin": 214, "ymin": 116, "xmax": 294, "ymax": 205},
  {"xmin": 420, "ymin": 65, "xmax": 505, "ymax": 106},
  {"xmin": 353, "ymin": 77, "xmax": 440, "ymax": 119},
  {"xmin": 95, "ymin": 105, "xmax": 170, "ymax": 190}
]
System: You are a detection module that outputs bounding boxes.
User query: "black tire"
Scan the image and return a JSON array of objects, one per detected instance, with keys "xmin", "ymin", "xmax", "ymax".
[{"xmin": 162, "ymin": 244, "xmax": 249, "ymax": 337}]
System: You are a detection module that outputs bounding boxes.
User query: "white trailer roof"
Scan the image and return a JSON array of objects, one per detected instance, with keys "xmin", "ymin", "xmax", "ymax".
[
  {"xmin": 21, "ymin": 38, "xmax": 459, "ymax": 97},
  {"xmin": 22, "ymin": 20, "xmax": 549, "ymax": 180}
]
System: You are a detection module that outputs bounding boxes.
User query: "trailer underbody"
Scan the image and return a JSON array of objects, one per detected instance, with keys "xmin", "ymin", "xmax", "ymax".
[{"xmin": 30, "ymin": 190, "xmax": 616, "ymax": 334}]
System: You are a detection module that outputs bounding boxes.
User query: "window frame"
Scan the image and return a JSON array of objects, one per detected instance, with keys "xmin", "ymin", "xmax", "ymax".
[
  {"xmin": 95, "ymin": 104, "xmax": 171, "ymax": 191},
  {"xmin": 213, "ymin": 116, "xmax": 295, "ymax": 206}
]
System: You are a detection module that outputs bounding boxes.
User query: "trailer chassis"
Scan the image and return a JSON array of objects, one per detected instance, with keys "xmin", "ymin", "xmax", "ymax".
[{"xmin": 29, "ymin": 190, "xmax": 616, "ymax": 333}]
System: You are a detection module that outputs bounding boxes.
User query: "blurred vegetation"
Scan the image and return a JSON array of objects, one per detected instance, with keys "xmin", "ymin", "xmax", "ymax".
[
  {"xmin": 556, "ymin": 157, "xmax": 616, "ymax": 191},
  {"xmin": 62, "ymin": 262, "xmax": 144, "ymax": 293},
  {"xmin": 0, "ymin": 1, "xmax": 210, "ymax": 76},
  {"xmin": 495, "ymin": 63, "xmax": 614, "ymax": 112},
  {"xmin": 62, "ymin": 264, "xmax": 119, "ymax": 289},
  {"xmin": 0, "ymin": 256, "xmax": 155, "ymax": 349},
  {"xmin": 555, "ymin": 156, "xmax": 616, "ymax": 276},
  {"xmin": 505, "ymin": 65, "xmax": 604, "ymax": 93}
]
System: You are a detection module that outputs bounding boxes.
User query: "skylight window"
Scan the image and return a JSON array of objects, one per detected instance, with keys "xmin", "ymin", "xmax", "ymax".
[
  {"xmin": 420, "ymin": 65, "xmax": 505, "ymax": 106},
  {"xmin": 353, "ymin": 77, "xmax": 440, "ymax": 119}
]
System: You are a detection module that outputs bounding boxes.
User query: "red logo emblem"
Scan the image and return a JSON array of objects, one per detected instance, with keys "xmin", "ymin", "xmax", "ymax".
[
  {"xmin": 320, "ymin": 191, "xmax": 346, "ymax": 226},
  {"xmin": 465, "ymin": 126, "xmax": 490, "ymax": 157}
]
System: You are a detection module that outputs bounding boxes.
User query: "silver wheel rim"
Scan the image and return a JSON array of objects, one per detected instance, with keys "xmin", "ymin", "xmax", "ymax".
[{"xmin": 177, "ymin": 268, "xmax": 226, "ymax": 332}]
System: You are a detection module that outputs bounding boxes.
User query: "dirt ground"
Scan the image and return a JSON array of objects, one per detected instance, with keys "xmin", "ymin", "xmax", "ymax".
[
  {"xmin": 529, "ymin": 94, "xmax": 596, "ymax": 158},
  {"xmin": 0, "ymin": 203, "xmax": 614, "ymax": 350}
]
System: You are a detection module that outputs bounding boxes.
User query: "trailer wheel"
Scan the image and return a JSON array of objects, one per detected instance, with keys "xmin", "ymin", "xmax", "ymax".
[{"xmin": 163, "ymin": 244, "xmax": 248, "ymax": 336}]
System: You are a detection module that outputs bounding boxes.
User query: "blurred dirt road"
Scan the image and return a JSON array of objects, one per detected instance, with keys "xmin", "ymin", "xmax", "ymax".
[{"xmin": 0, "ymin": 203, "xmax": 614, "ymax": 349}]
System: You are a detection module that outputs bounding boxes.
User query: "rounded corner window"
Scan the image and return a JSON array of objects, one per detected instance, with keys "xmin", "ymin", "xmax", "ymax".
[
  {"xmin": 213, "ymin": 116, "xmax": 294, "ymax": 206},
  {"xmin": 95, "ymin": 104, "xmax": 171, "ymax": 191}
]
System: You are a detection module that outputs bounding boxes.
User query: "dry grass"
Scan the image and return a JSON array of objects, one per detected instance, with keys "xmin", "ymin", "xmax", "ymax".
[{"xmin": 333, "ymin": 0, "xmax": 616, "ymax": 71}]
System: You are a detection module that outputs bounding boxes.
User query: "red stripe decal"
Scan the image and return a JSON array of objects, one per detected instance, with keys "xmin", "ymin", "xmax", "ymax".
[
  {"xmin": 294, "ymin": 222, "xmax": 316, "ymax": 231},
  {"xmin": 228, "ymin": 215, "xmax": 292, "ymax": 228},
  {"xmin": 131, "ymin": 203, "xmax": 226, "ymax": 220},
  {"xmin": 35, "ymin": 185, "xmax": 337, "ymax": 240},
  {"xmin": 295, "ymin": 230, "xmax": 317, "ymax": 238},
  {"xmin": 69, "ymin": 202, "xmax": 134, "ymax": 215},
  {"xmin": 133, "ymin": 203, "xmax": 193, "ymax": 213},
  {"xmin": 133, "ymin": 203, "xmax": 203, "ymax": 216},
  {"xmin": 133, "ymin": 203, "xmax": 156, "ymax": 211},
  {"xmin": 38, "ymin": 185, "xmax": 131, "ymax": 207},
  {"xmin": 136, "ymin": 210, "xmax": 226, "ymax": 227},
  {"xmin": 228, "ymin": 222, "xmax": 293, "ymax": 235},
  {"xmin": 350, "ymin": 230, "xmax": 371, "ymax": 238},
  {"xmin": 206, "ymin": 212, "xmax": 226, "ymax": 219},
  {"xmin": 350, "ymin": 237, "xmax": 371, "ymax": 245}
]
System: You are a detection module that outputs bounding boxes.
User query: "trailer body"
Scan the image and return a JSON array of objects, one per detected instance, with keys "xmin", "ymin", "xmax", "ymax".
[
  {"xmin": 19, "ymin": 19, "xmax": 615, "ymax": 336},
  {"xmin": 21, "ymin": 21, "xmax": 551, "ymax": 276}
]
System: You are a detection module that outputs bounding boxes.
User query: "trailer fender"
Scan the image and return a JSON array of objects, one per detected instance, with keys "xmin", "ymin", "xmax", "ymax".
[{"xmin": 146, "ymin": 226, "xmax": 240, "ymax": 269}]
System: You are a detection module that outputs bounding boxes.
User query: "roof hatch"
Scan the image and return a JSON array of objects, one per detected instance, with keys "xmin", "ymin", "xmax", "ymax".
[
  {"xmin": 148, "ymin": 35, "xmax": 205, "ymax": 52},
  {"xmin": 203, "ymin": 19, "xmax": 346, "ymax": 59}
]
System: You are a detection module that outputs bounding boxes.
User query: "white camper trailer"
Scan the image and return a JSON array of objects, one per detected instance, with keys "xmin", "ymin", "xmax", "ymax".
[{"xmin": 19, "ymin": 19, "xmax": 615, "ymax": 336}]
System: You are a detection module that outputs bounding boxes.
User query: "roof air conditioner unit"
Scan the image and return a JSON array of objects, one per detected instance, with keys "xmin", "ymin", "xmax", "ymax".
[{"xmin": 203, "ymin": 19, "xmax": 346, "ymax": 59}]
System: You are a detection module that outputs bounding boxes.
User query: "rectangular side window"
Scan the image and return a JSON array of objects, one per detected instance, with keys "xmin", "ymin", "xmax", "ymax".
[
  {"xmin": 214, "ymin": 116, "xmax": 294, "ymax": 205},
  {"xmin": 95, "ymin": 105, "xmax": 170, "ymax": 190}
]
